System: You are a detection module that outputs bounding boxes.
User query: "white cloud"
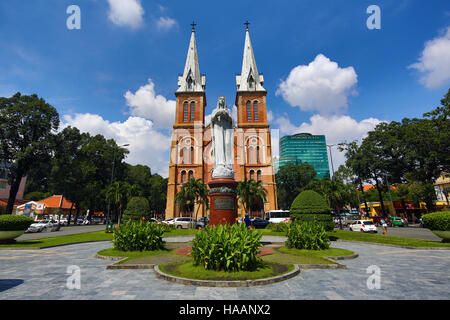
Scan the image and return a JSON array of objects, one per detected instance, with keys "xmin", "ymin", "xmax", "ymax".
[
  {"xmin": 156, "ymin": 17, "xmax": 178, "ymax": 31},
  {"xmin": 274, "ymin": 114, "xmax": 385, "ymax": 171},
  {"xmin": 107, "ymin": 0, "xmax": 145, "ymax": 29},
  {"xmin": 61, "ymin": 113, "xmax": 171, "ymax": 177},
  {"xmin": 409, "ymin": 27, "xmax": 450, "ymax": 89},
  {"xmin": 276, "ymin": 54, "xmax": 358, "ymax": 115},
  {"xmin": 124, "ymin": 79, "xmax": 176, "ymax": 129}
]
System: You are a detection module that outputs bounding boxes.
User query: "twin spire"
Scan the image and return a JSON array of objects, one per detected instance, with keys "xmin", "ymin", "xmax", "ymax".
[{"xmin": 177, "ymin": 23, "xmax": 265, "ymax": 93}]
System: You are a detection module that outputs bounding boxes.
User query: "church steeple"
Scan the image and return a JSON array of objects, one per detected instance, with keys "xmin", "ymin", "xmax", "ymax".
[
  {"xmin": 236, "ymin": 23, "xmax": 265, "ymax": 92},
  {"xmin": 177, "ymin": 25, "xmax": 205, "ymax": 93}
]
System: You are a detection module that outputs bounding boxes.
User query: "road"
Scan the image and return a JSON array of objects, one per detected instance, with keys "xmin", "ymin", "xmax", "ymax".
[{"xmin": 17, "ymin": 224, "xmax": 106, "ymax": 241}]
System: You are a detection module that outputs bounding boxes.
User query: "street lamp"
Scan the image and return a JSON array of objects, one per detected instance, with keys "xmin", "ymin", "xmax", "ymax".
[{"xmin": 106, "ymin": 143, "xmax": 130, "ymax": 225}]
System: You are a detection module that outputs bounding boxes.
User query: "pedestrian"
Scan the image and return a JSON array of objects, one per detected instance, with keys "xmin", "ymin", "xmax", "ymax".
[
  {"xmin": 381, "ymin": 219, "xmax": 388, "ymax": 235},
  {"xmin": 244, "ymin": 214, "xmax": 251, "ymax": 229}
]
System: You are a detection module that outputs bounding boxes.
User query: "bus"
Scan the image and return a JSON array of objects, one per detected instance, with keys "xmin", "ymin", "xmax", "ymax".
[{"xmin": 264, "ymin": 210, "xmax": 290, "ymax": 224}]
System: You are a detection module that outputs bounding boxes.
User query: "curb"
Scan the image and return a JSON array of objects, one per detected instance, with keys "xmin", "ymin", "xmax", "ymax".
[
  {"xmin": 106, "ymin": 264, "xmax": 155, "ymax": 270},
  {"xmin": 326, "ymin": 253, "xmax": 359, "ymax": 261},
  {"xmin": 153, "ymin": 264, "xmax": 301, "ymax": 287},
  {"xmin": 335, "ymin": 239, "xmax": 450, "ymax": 250},
  {"xmin": 298, "ymin": 263, "xmax": 347, "ymax": 270},
  {"xmin": 93, "ymin": 253, "xmax": 127, "ymax": 262}
]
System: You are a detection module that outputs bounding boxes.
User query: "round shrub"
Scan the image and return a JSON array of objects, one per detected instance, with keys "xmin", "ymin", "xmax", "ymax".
[
  {"xmin": 422, "ymin": 211, "xmax": 450, "ymax": 231},
  {"xmin": 290, "ymin": 190, "xmax": 333, "ymax": 231},
  {"xmin": 286, "ymin": 221, "xmax": 330, "ymax": 250},
  {"xmin": 113, "ymin": 220, "xmax": 165, "ymax": 251},
  {"xmin": 0, "ymin": 214, "xmax": 34, "ymax": 231},
  {"xmin": 122, "ymin": 197, "xmax": 150, "ymax": 222},
  {"xmin": 192, "ymin": 223, "xmax": 263, "ymax": 272}
]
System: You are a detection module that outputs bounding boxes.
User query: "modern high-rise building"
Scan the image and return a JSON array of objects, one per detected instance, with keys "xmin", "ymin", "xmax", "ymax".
[{"xmin": 279, "ymin": 133, "xmax": 330, "ymax": 178}]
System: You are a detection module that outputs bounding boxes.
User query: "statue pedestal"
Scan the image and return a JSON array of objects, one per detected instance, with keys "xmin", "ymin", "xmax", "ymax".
[{"xmin": 208, "ymin": 177, "xmax": 238, "ymax": 226}]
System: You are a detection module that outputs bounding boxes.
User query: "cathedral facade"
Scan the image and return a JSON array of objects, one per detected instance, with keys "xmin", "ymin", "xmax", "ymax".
[{"xmin": 165, "ymin": 26, "xmax": 278, "ymax": 219}]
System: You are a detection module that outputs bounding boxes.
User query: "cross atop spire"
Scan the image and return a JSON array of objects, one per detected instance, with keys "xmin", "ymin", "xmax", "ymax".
[
  {"xmin": 244, "ymin": 21, "xmax": 250, "ymax": 30},
  {"xmin": 191, "ymin": 21, "xmax": 197, "ymax": 32}
]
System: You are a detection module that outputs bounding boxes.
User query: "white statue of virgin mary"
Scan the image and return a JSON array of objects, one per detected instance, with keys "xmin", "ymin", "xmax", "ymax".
[{"xmin": 211, "ymin": 96, "xmax": 234, "ymax": 178}]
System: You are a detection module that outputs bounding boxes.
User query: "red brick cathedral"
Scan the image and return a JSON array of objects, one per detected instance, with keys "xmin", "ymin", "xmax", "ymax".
[{"xmin": 165, "ymin": 25, "xmax": 278, "ymax": 219}]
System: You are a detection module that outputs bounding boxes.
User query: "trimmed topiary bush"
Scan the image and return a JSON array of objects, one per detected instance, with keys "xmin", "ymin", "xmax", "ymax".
[
  {"xmin": 286, "ymin": 221, "xmax": 330, "ymax": 250},
  {"xmin": 113, "ymin": 220, "xmax": 165, "ymax": 251},
  {"xmin": 422, "ymin": 211, "xmax": 450, "ymax": 231},
  {"xmin": 422, "ymin": 211, "xmax": 450, "ymax": 242},
  {"xmin": 289, "ymin": 190, "xmax": 334, "ymax": 231},
  {"xmin": 122, "ymin": 197, "xmax": 150, "ymax": 222},
  {"xmin": 0, "ymin": 214, "xmax": 34, "ymax": 231},
  {"xmin": 192, "ymin": 223, "xmax": 263, "ymax": 272}
]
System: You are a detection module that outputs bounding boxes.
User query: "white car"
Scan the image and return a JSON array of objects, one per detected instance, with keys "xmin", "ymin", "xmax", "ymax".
[
  {"xmin": 162, "ymin": 218, "xmax": 174, "ymax": 225},
  {"xmin": 349, "ymin": 220, "xmax": 378, "ymax": 233},
  {"xmin": 173, "ymin": 217, "xmax": 196, "ymax": 229},
  {"xmin": 27, "ymin": 220, "xmax": 54, "ymax": 233},
  {"xmin": 57, "ymin": 218, "xmax": 68, "ymax": 226}
]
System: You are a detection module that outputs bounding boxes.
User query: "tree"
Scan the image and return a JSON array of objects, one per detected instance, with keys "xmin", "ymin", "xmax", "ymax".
[
  {"xmin": 275, "ymin": 163, "xmax": 317, "ymax": 210},
  {"xmin": 106, "ymin": 181, "xmax": 133, "ymax": 224},
  {"xmin": 0, "ymin": 93, "xmax": 59, "ymax": 214},
  {"xmin": 122, "ymin": 197, "xmax": 151, "ymax": 221},
  {"xmin": 237, "ymin": 178, "xmax": 267, "ymax": 217},
  {"xmin": 175, "ymin": 177, "xmax": 209, "ymax": 227}
]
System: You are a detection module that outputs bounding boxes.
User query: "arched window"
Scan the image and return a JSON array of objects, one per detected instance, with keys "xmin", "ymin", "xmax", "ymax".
[
  {"xmin": 190, "ymin": 146, "xmax": 194, "ymax": 164},
  {"xmin": 190, "ymin": 102, "xmax": 195, "ymax": 122},
  {"xmin": 181, "ymin": 171, "xmax": 186, "ymax": 183},
  {"xmin": 249, "ymin": 170, "xmax": 255, "ymax": 181},
  {"xmin": 248, "ymin": 75, "xmax": 254, "ymax": 89},
  {"xmin": 257, "ymin": 170, "xmax": 262, "ymax": 182},
  {"xmin": 248, "ymin": 146, "xmax": 254, "ymax": 164},
  {"xmin": 183, "ymin": 102, "xmax": 189, "ymax": 122},
  {"xmin": 188, "ymin": 170, "xmax": 194, "ymax": 180},
  {"xmin": 180, "ymin": 148, "xmax": 184, "ymax": 164},
  {"xmin": 246, "ymin": 100, "xmax": 252, "ymax": 122},
  {"xmin": 253, "ymin": 101, "xmax": 259, "ymax": 121}
]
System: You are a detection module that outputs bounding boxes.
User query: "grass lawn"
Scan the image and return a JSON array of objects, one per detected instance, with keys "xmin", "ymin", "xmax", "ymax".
[
  {"xmin": 262, "ymin": 246, "xmax": 354, "ymax": 265},
  {"xmin": 159, "ymin": 261, "xmax": 294, "ymax": 281},
  {"xmin": 0, "ymin": 231, "xmax": 113, "ymax": 248},
  {"xmin": 328, "ymin": 230, "xmax": 450, "ymax": 248}
]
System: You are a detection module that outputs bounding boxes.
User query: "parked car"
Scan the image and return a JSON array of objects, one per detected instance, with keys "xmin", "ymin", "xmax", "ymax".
[
  {"xmin": 389, "ymin": 216, "xmax": 406, "ymax": 227},
  {"xmin": 27, "ymin": 220, "xmax": 55, "ymax": 233},
  {"xmin": 173, "ymin": 217, "xmax": 196, "ymax": 229},
  {"xmin": 58, "ymin": 218, "xmax": 68, "ymax": 226},
  {"xmin": 196, "ymin": 217, "xmax": 209, "ymax": 229},
  {"xmin": 251, "ymin": 217, "xmax": 269, "ymax": 229},
  {"xmin": 349, "ymin": 220, "xmax": 378, "ymax": 233},
  {"xmin": 162, "ymin": 218, "xmax": 174, "ymax": 225}
]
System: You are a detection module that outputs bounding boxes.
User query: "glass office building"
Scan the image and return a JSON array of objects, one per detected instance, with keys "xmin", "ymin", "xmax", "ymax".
[{"xmin": 279, "ymin": 133, "xmax": 330, "ymax": 178}]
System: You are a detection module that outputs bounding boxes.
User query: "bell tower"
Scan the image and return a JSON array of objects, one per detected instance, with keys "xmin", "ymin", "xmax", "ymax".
[
  {"xmin": 234, "ymin": 23, "xmax": 278, "ymax": 213},
  {"xmin": 166, "ymin": 24, "xmax": 207, "ymax": 219}
]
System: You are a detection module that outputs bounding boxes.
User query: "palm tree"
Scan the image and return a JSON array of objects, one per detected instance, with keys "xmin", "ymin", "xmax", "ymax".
[
  {"xmin": 237, "ymin": 178, "xmax": 267, "ymax": 217},
  {"xmin": 175, "ymin": 178, "xmax": 209, "ymax": 227},
  {"xmin": 106, "ymin": 181, "xmax": 132, "ymax": 224}
]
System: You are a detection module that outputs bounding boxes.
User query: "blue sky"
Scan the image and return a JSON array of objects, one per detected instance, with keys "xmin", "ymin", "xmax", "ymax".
[{"xmin": 1, "ymin": 0, "xmax": 449, "ymax": 176}]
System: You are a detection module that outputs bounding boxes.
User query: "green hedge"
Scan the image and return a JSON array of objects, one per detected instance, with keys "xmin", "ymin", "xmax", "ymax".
[
  {"xmin": 422, "ymin": 211, "xmax": 450, "ymax": 231},
  {"xmin": 0, "ymin": 214, "xmax": 34, "ymax": 231},
  {"xmin": 286, "ymin": 221, "xmax": 330, "ymax": 250},
  {"xmin": 113, "ymin": 220, "xmax": 165, "ymax": 251},
  {"xmin": 192, "ymin": 223, "xmax": 263, "ymax": 272},
  {"xmin": 290, "ymin": 190, "xmax": 333, "ymax": 231}
]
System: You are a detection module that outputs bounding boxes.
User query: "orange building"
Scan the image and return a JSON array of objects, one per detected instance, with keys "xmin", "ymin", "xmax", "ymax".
[{"xmin": 165, "ymin": 26, "xmax": 278, "ymax": 219}]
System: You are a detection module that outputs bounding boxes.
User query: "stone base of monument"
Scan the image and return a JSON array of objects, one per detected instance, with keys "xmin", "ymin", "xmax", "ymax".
[{"xmin": 208, "ymin": 177, "xmax": 238, "ymax": 226}]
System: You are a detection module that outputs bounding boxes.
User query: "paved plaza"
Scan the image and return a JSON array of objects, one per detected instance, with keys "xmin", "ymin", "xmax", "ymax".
[{"xmin": 0, "ymin": 239, "xmax": 449, "ymax": 300}]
